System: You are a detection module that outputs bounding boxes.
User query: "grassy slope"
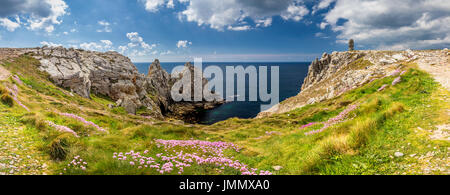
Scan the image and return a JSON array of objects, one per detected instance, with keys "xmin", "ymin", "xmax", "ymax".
[{"xmin": 0, "ymin": 55, "xmax": 448, "ymax": 175}]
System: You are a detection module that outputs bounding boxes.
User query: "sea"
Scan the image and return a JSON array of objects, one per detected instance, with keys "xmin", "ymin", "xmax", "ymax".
[{"xmin": 134, "ymin": 62, "xmax": 310, "ymax": 124}]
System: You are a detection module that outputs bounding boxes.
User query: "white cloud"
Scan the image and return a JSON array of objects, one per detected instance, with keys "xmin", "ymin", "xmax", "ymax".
[
  {"xmin": 312, "ymin": 0, "xmax": 336, "ymax": 14},
  {"xmin": 78, "ymin": 40, "xmax": 114, "ymax": 52},
  {"xmin": 119, "ymin": 32, "xmax": 158, "ymax": 57},
  {"xmin": 177, "ymin": 40, "xmax": 192, "ymax": 48},
  {"xmin": 40, "ymin": 41, "xmax": 62, "ymax": 47},
  {"xmin": 315, "ymin": 32, "xmax": 329, "ymax": 38},
  {"xmin": 160, "ymin": 50, "xmax": 173, "ymax": 55},
  {"xmin": 321, "ymin": 0, "xmax": 450, "ymax": 49},
  {"xmin": 97, "ymin": 20, "xmax": 112, "ymax": 33},
  {"xmin": 166, "ymin": 0, "xmax": 175, "ymax": 8},
  {"xmin": 227, "ymin": 25, "xmax": 251, "ymax": 31},
  {"xmin": 100, "ymin": 40, "xmax": 113, "ymax": 47},
  {"xmin": 141, "ymin": 0, "xmax": 168, "ymax": 12},
  {"xmin": 0, "ymin": 18, "xmax": 20, "ymax": 32},
  {"xmin": 0, "ymin": 0, "xmax": 69, "ymax": 32},
  {"xmin": 141, "ymin": 0, "xmax": 309, "ymax": 31},
  {"xmin": 280, "ymin": 4, "xmax": 309, "ymax": 22},
  {"xmin": 255, "ymin": 18, "xmax": 272, "ymax": 28}
]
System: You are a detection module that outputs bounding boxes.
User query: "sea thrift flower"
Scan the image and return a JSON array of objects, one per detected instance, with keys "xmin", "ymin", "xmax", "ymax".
[
  {"xmin": 389, "ymin": 69, "xmax": 401, "ymax": 76},
  {"xmin": 378, "ymin": 84, "xmax": 388, "ymax": 92},
  {"xmin": 299, "ymin": 122, "xmax": 317, "ymax": 130},
  {"xmin": 113, "ymin": 139, "xmax": 271, "ymax": 175},
  {"xmin": 305, "ymin": 104, "xmax": 359, "ymax": 136},
  {"xmin": 59, "ymin": 113, "xmax": 108, "ymax": 133},
  {"xmin": 46, "ymin": 121, "xmax": 79, "ymax": 137},
  {"xmin": 62, "ymin": 156, "xmax": 88, "ymax": 174},
  {"xmin": 392, "ymin": 77, "xmax": 401, "ymax": 86},
  {"xmin": 13, "ymin": 75, "xmax": 23, "ymax": 85},
  {"xmin": 5, "ymin": 86, "xmax": 30, "ymax": 111}
]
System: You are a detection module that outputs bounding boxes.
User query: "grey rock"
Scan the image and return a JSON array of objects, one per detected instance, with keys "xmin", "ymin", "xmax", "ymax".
[
  {"xmin": 273, "ymin": 166, "xmax": 283, "ymax": 171},
  {"xmin": 22, "ymin": 46, "xmax": 222, "ymax": 121},
  {"xmin": 395, "ymin": 152, "xmax": 404, "ymax": 157}
]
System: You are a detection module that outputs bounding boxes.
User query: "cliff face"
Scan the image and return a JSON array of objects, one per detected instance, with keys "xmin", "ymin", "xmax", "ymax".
[
  {"xmin": 12, "ymin": 46, "xmax": 222, "ymax": 121},
  {"xmin": 258, "ymin": 49, "xmax": 436, "ymax": 118}
]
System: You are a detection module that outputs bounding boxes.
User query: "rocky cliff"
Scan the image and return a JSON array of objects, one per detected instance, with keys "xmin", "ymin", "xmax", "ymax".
[
  {"xmin": 258, "ymin": 49, "xmax": 446, "ymax": 118},
  {"xmin": 10, "ymin": 46, "xmax": 222, "ymax": 121}
]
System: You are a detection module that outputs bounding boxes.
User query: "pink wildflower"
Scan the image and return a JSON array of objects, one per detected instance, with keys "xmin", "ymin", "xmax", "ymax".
[
  {"xmin": 299, "ymin": 122, "xmax": 317, "ymax": 130},
  {"xmin": 389, "ymin": 69, "xmax": 401, "ymax": 76},
  {"xmin": 305, "ymin": 104, "xmax": 359, "ymax": 136},
  {"xmin": 13, "ymin": 75, "xmax": 23, "ymax": 85},
  {"xmin": 46, "ymin": 121, "xmax": 79, "ymax": 137},
  {"xmin": 59, "ymin": 113, "xmax": 108, "ymax": 133},
  {"xmin": 392, "ymin": 77, "xmax": 401, "ymax": 86},
  {"xmin": 378, "ymin": 84, "xmax": 388, "ymax": 92}
]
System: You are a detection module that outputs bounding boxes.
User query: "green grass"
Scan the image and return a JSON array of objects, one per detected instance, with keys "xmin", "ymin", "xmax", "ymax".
[{"xmin": 1, "ymin": 55, "xmax": 448, "ymax": 175}]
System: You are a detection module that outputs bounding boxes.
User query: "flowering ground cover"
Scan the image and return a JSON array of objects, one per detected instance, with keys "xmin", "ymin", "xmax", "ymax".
[
  {"xmin": 110, "ymin": 140, "xmax": 271, "ymax": 175},
  {"xmin": 303, "ymin": 104, "xmax": 359, "ymax": 136},
  {"xmin": 59, "ymin": 113, "xmax": 108, "ymax": 133}
]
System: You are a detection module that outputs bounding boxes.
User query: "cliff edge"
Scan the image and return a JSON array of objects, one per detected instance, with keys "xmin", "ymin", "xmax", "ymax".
[{"xmin": 258, "ymin": 49, "xmax": 450, "ymax": 118}]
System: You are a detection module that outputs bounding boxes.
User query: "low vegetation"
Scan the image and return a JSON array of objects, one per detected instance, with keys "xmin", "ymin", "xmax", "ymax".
[{"xmin": 0, "ymin": 55, "xmax": 448, "ymax": 175}]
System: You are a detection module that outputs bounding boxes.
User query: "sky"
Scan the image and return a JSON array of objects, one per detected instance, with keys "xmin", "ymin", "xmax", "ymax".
[{"xmin": 0, "ymin": 0, "xmax": 449, "ymax": 62}]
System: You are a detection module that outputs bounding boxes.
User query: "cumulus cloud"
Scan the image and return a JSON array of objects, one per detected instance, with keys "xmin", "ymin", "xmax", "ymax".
[
  {"xmin": 177, "ymin": 40, "xmax": 192, "ymax": 48},
  {"xmin": 0, "ymin": 18, "xmax": 20, "ymax": 32},
  {"xmin": 312, "ymin": 0, "xmax": 336, "ymax": 14},
  {"xmin": 280, "ymin": 4, "xmax": 309, "ymax": 21},
  {"xmin": 97, "ymin": 20, "xmax": 112, "ymax": 33},
  {"xmin": 78, "ymin": 40, "xmax": 113, "ymax": 51},
  {"xmin": 320, "ymin": 0, "xmax": 450, "ymax": 49},
  {"xmin": 40, "ymin": 41, "xmax": 62, "ymax": 47},
  {"xmin": 119, "ymin": 32, "xmax": 158, "ymax": 57},
  {"xmin": 140, "ymin": 0, "xmax": 309, "ymax": 31},
  {"xmin": 255, "ymin": 18, "xmax": 272, "ymax": 28},
  {"xmin": 141, "ymin": 0, "xmax": 167, "ymax": 12},
  {"xmin": 0, "ymin": 0, "xmax": 68, "ymax": 32}
]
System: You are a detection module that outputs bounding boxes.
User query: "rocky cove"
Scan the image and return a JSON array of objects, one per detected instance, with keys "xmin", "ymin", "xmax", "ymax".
[{"xmin": 1, "ymin": 46, "xmax": 224, "ymax": 123}]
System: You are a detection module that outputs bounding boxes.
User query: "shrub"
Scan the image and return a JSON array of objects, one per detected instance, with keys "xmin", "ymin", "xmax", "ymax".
[
  {"xmin": 348, "ymin": 117, "xmax": 378, "ymax": 148},
  {"xmin": 1, "ymin": 93, "xmax": 14, "ymax": 107},
  {"xmin": 48, "ymin": 134, "xmax": 74, "ymax": 161}
]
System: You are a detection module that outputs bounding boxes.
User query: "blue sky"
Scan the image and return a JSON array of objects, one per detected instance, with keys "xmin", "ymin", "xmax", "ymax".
[{"xmin": 0, "ymin": 0, "xmax": 449, "ymax": 62}]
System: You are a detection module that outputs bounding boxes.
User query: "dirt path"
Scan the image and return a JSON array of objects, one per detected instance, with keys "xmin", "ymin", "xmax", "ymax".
[
  {"xmin": 416, "ymin": 49, "xmax": 450, "ymax": 91},
  {"xmin": 413, "ymin": 50, "xmax": 450, "ymax": 175},
  {"xmin": 0, "ymin": 65, "xmax": 11, "ymax": 81}
]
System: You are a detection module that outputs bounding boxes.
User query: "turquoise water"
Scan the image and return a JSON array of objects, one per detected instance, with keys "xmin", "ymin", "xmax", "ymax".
[{"xmin": 134, "ymin": 62, "xmax": 310, "ymax": 124}]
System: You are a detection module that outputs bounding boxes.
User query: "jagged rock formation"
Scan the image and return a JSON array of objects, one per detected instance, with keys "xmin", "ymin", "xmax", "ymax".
[
  {"xmin": 258, "ymin": 49, "xmax": 444, "ymax": 118},
  {"xmin": 167, "ymin": 62, "xmax": 224, "ymax": 122},
  {"xmin": 11, "ymin": 46, "xmax": 222, "ymax": 121}
]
